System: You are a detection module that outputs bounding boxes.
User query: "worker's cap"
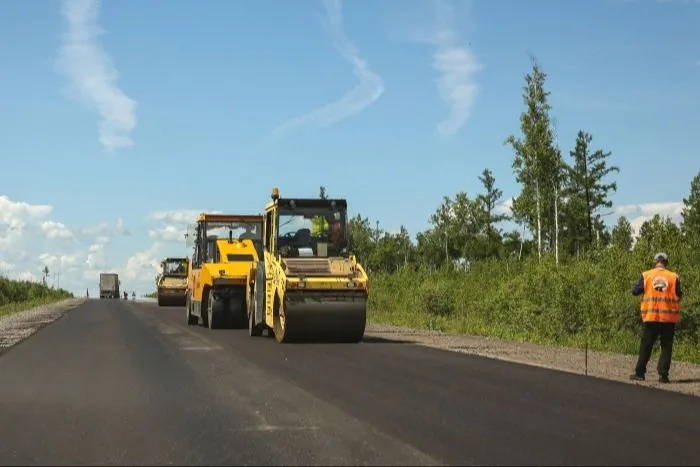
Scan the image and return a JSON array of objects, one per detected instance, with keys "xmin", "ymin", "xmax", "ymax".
[{"xmin": 654, "ymin": 252, "xmax": 669, "ymax": 262}]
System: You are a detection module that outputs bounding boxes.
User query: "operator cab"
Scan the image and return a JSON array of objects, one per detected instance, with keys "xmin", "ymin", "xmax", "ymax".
[
  {"xmin": 187, "ymin": 215, "xmax": 265, "ymax": 267},
  {"xmin": 162, "ymin": 257, "xmax": 188, "ymax": 275},
  {"xmin": 268, "ymin": 188, "xmax": 349, "ymax": 259}
]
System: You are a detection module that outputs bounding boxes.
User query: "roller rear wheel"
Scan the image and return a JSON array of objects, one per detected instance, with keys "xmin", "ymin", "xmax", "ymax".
[{"xmin": 186, "ymin": 293, "xmax": 197, "ymax": 325}]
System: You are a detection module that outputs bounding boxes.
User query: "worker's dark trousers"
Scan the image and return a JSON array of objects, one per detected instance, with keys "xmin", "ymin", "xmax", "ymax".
[{"xmin": 634, "ymin": 321, "xmax": 676, "ymax": 378}]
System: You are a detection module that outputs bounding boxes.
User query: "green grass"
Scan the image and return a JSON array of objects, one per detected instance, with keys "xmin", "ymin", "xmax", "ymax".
[
  {"xmin": 0, "ymin": 276, "xmax": 74, "ymax": 318},
  {"xmin": 0, "ymin": 296, "xmax": 75, "ymax": 317},
  {"xmin": 367, "ymin": 247, "xmax": 700, "ymax": 365}
]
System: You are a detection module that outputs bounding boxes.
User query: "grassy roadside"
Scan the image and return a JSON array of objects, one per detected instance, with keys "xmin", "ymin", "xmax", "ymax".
[
  {"xmin": 0, "ymin": 296, "xmax": 75, "ymax": 318},
  {"xmin": 0, "ymin": 276, "xmax": 74, "ymax": 318},
  {"xmin": 366, "ymin": 253, "xmax": 700, "ymax": 365}
]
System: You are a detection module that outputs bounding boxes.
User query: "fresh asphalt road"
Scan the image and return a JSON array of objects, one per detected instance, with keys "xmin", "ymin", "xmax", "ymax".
[{"xmin": 1, "ymin": 300, "xmax": 700, "ymax": 466}]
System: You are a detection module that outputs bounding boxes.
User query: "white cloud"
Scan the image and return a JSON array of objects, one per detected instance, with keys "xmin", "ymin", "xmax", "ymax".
[
  {"xmin": 268, "ymin": 0, "xmax": 384, "ymax": 140},
  {"xmin": 38, "ymin": 252, "xmax": 78, "ymax": 269},
  {"xmin": 81, "ymin": 241, "xmax": 168, "ymax": 296},
  {"xmin": 0, "ymin": 193, "xmax": 138, "ymax": 295},
  {"xmin": 41, "ymin": 220, "xmax": 73, "ymax": 239},
  {"xmin": 0, "ymin": 195, "xmax": 54, "ymax": 253},
  {"xmin": 614, "ymin": 202, "xmax": 683, "ymax": 220},
  {"xmin": 494, "ymin": 197, "xmax": 514, "ymax": 216},
  {"xmin": 429, "ymin": 1, "xmax": 482, "ymax": 137},
  {"xmin": 613, "ymin": 202, "xmax": 684, "ymax": 238},
  {"xmin": 17, "ymin": 271, "xmax": 40, "ymax": 282},
  {"xmin": 148, "ymin": 225, "xmax": 185, "ymax": 243},
  {"xmin": 78, "ymin": 242, "xmax": 165, "ymax": 295},
  {"xmin": 147, "ymin": 209, "xmax": 215, "ymax": 244},
  {"xmin": 55, "ymin": 0, "xmax": 138, "ymax": 152},
  {"xmin": 118, "ymin": 242, "xmax": 163, "ymax": 283},
  {"xmin": 148, "ymin": 210, "xmax": 213, "ymax": 225},
  {"xmin": 0, "ymin": 195, "xmax": 53, "ymax": 229},
  {"xmin": 490, "ymin": 199, "xmax": 682, "ymax": 237},
  {"xmin": 84, "ymin": 243, "xmax": 106, "ymax": 270},
  {"xmin": 77, "ymin": 220, "xmax": 128, "ymax": 238},
  {"xmin": 485, "ymin": 198, "xmax": 683, "ymax": 242}
]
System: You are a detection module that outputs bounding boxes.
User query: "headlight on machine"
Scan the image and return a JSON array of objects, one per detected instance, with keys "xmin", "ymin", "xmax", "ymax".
[{"xmin": 347, "ymin": 280, "xmax": 356, "ymax": 288}]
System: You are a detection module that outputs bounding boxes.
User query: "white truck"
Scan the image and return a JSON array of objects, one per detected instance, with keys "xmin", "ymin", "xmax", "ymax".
[{"xmin": 99, "ymin": 273, "xmax": 120, "ymax": 299}]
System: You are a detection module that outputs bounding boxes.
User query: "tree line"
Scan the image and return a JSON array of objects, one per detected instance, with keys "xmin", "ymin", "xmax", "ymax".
[
  {"xmin": 339, "ymin": 57, "xmax": 700, "ymax": 363},
  {"xmin": 344, "ymin": 57, "xmax": 700, "ymax": 273}
]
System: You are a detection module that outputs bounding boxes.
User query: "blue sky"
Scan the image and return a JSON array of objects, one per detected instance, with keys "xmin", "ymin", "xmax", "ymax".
[{"xmin": 0, "ymin": 0, "xmax": 698, "ymax": 295}]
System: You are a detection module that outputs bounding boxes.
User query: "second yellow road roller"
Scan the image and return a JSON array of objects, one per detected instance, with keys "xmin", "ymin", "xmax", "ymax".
[
  {"xmin": 246, "ymin": 187, "xmax": 368, "ymax": 343},
  {"xmin": 185, "ymin": 213, "xmax": 264, "ymax": 329},
  {"xmin": 156, "ymin": 257, "xmax": 188, "ymax": 306}
]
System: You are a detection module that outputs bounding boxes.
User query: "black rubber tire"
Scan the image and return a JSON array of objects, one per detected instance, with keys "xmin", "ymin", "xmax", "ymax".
[
  {"xmin": 207, "ymin": 289, "xmax": 223, "ymax": 329},
  {"xmin": 248, "ymin": 287, "xmax": 263, "ymax": 337},
  {"xmin": 186, "ymin": 293, "xmax": 197, "ymax": 325}
]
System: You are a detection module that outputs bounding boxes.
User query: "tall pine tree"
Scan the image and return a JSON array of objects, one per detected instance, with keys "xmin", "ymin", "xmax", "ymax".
[
  {"xmin": 476, "ymin": 168, "xmax": 510, "ymax": 257},
  {"xmin": 561, "ymin": 130, "xmax": 619, "ymax": 255}
]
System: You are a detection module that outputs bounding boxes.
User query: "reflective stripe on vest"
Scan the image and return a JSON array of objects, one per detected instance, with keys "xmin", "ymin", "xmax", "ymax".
[{"xmin": 640, "ymin": 268, "xmax": 681, "ymax": 323}]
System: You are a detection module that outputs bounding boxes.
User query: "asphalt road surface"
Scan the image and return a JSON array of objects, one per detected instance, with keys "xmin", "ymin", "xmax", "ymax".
[{"xmin": 1, "ymin": 300, "xmax": 700, "ymax": 466}]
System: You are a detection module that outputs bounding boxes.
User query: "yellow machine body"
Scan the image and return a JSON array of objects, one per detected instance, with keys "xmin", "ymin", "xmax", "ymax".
[
  {"xmin": 185, "ymin": 213, "xmax": 264, "ymax": 329},
  {"xmin": 246, "ymin": 187, "xmax": 369, "ymax": 343},
  {"xmin": 156, "ymin": 257, "xmax": 189, "ymax": 306}
]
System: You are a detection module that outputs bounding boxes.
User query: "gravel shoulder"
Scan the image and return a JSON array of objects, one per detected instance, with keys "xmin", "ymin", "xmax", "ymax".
[
  {"xmin": 0, "ymin": 298, "xmax": 87, "ymax": 354},
  {"xmin": 365, "ymin": 323, "xmax": 700, "ymax": 397}
]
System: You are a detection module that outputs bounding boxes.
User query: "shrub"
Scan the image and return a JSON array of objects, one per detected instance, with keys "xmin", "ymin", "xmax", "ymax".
[{"xmin": 367, "ymin": 247, "xmax": 700, "ymax": 363}]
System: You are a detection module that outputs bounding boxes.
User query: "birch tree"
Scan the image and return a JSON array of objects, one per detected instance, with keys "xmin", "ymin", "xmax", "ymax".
[{"xmin": 505, "ymin": 56, "xmax": 560, "ymax": 260}]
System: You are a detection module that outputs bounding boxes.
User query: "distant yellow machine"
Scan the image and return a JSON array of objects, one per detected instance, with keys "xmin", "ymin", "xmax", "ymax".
[
  {"xmin": 156, "ymin": 257, "xmax": 188, "ymax": 306},
  {"xmin": 246, "ymin": 187, "xmax": 368, "ymax": 343},
  {"xmin": 185, "ymin": 213, "xmax": 264, "ymax": 329}
]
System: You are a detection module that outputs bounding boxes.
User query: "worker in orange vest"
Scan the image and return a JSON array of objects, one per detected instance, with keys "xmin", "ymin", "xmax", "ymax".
[{"xmin": 630, "ymin": 252, "xmax": 682, "ymax": 384}]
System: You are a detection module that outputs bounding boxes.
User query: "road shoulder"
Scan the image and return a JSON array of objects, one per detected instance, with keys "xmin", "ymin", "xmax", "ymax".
[
  {"xmin": 0, "ymin": 297, "xmax": 86, "ymax": 354},
  {"xmin": 365, "ymin": 323, "xmax": 700, "ymax": 397}
]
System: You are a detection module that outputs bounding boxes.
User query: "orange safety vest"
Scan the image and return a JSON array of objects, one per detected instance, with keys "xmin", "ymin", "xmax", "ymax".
[{"xmin": 640, "ymin": 268, "xmax": 681, "ymax": 323}]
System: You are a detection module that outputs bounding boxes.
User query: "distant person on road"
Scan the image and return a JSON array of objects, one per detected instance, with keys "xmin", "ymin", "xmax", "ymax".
[{"xmin": 630, "ymin": 252, "xmax": 682, "ymax": 384}]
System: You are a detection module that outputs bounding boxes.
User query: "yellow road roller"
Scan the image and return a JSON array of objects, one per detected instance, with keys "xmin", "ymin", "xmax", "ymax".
[
  {"xmin": 246, "ymin": 187, "xmax": 368, "ymax": 343},
  {"xmin": 185, "ymin": 213, "xmax": 264, "ymax": 329},
  {"xmin": 156, "ymin": 257, "xmax": 188, "ymax": 306}
]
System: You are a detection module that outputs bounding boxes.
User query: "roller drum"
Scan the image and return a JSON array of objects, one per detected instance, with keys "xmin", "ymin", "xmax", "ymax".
[
  {"xmin": 158, "ymin": 289, "xmax": 187, "ymax": 307},
  {"xmin": 278, "ymin": 290, "xmax": 367, "ymax": 343}
]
